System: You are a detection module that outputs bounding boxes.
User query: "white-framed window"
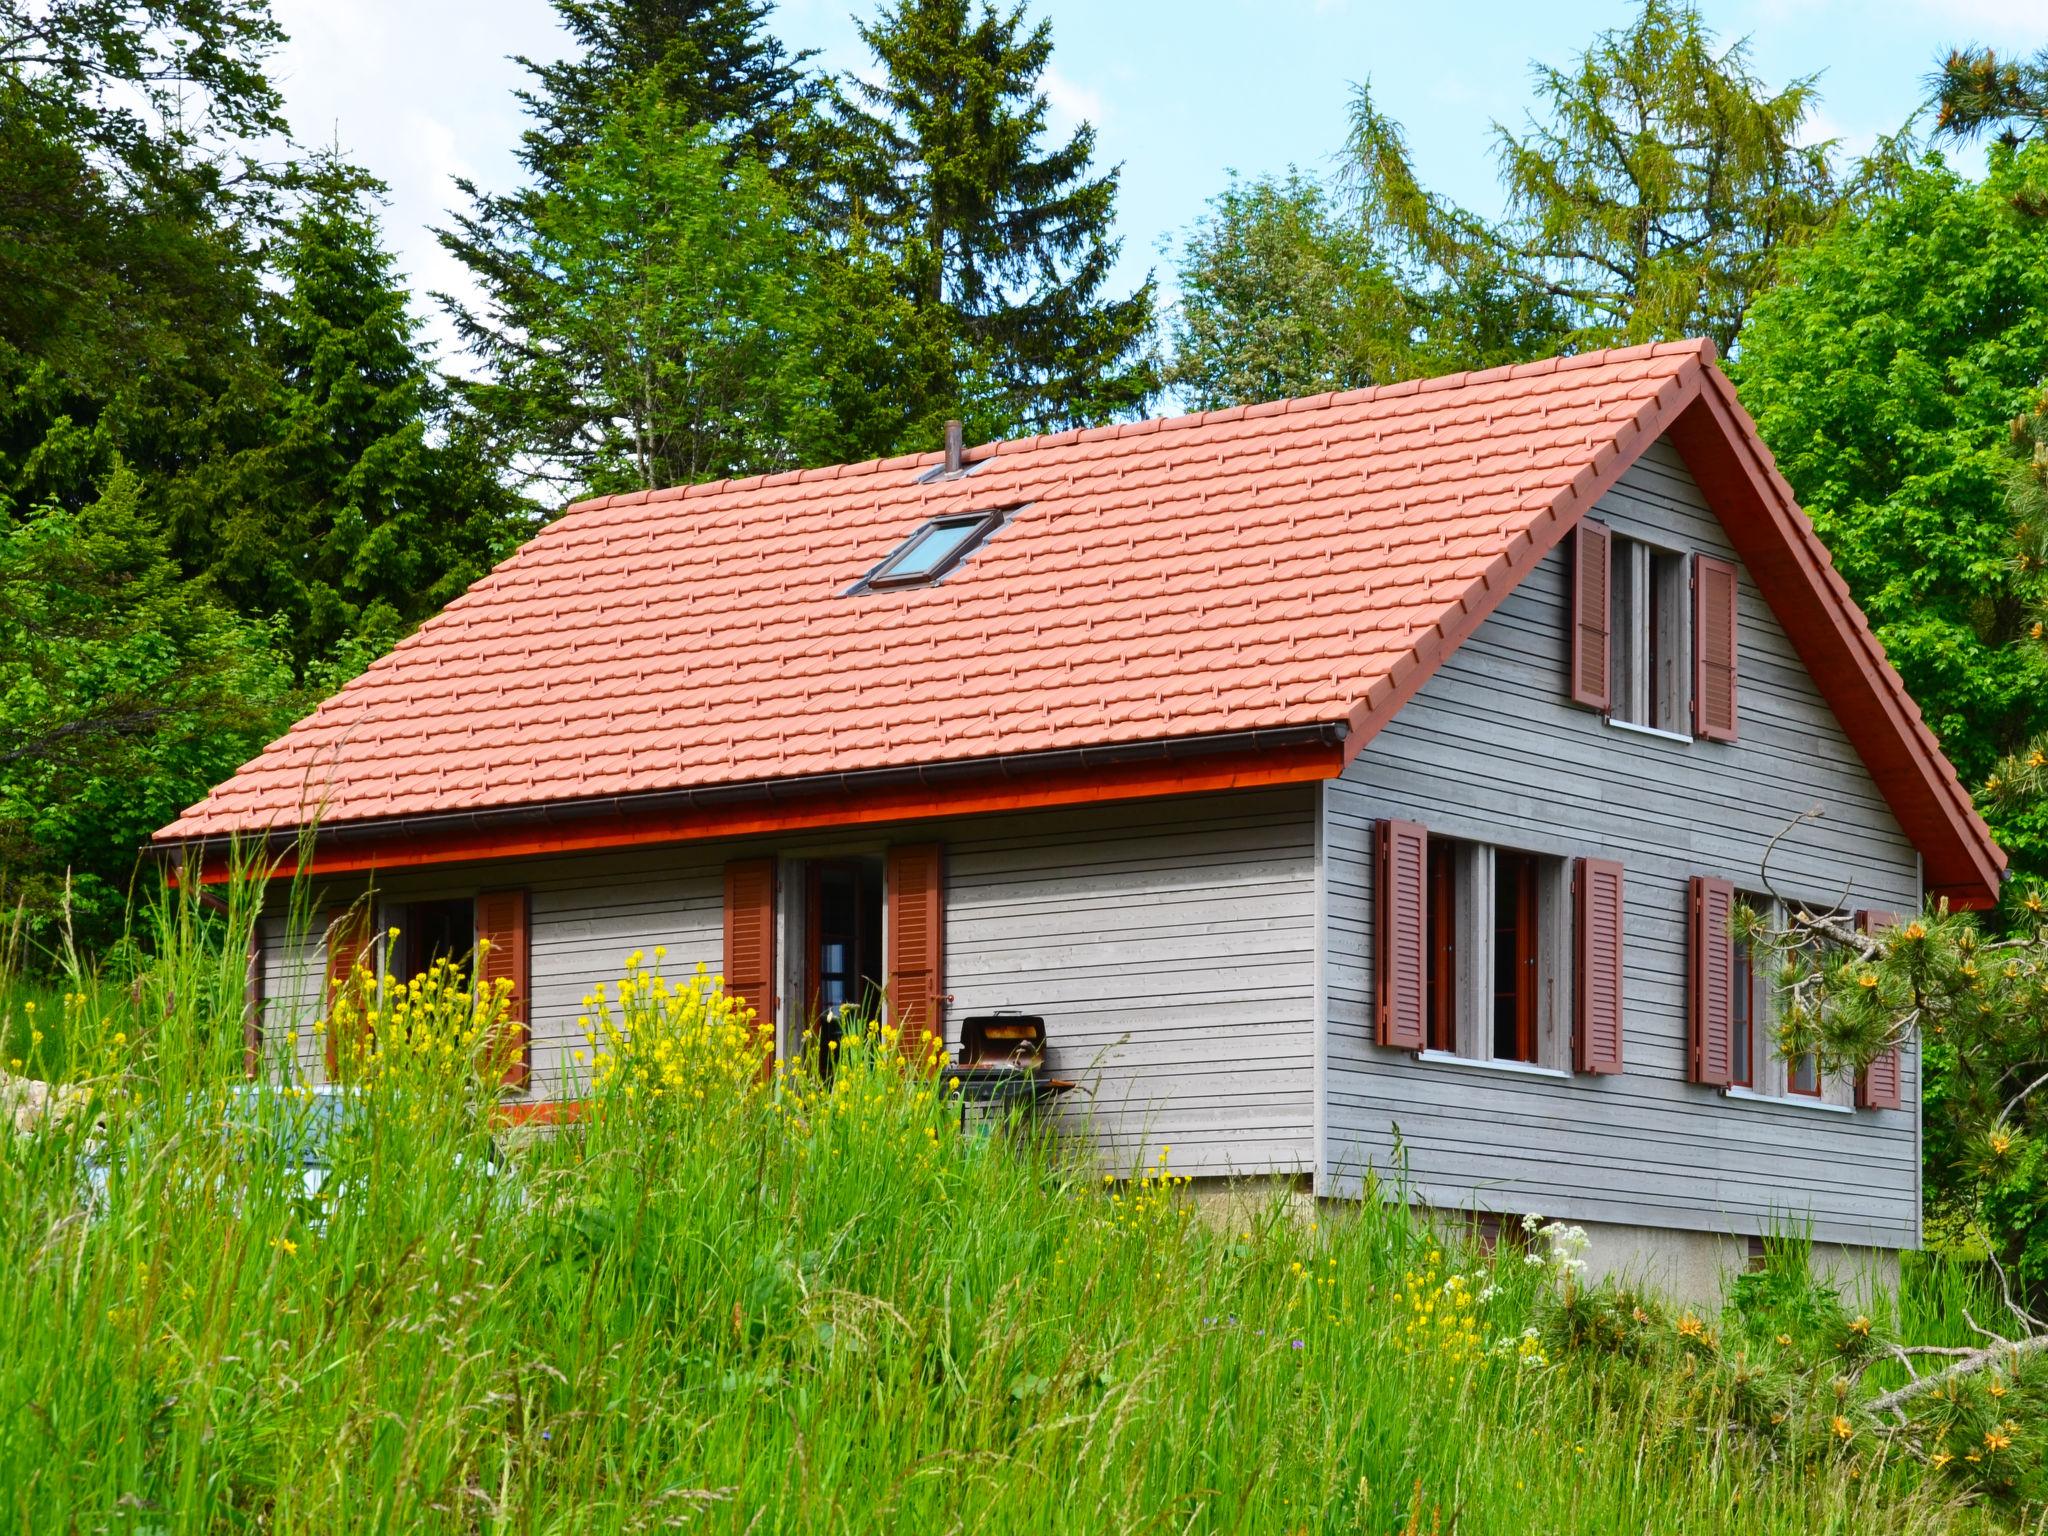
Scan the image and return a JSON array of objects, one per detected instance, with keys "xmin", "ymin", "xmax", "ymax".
[
  {"xmin": 1726, "ymin": 893, "xmax": 1845, "ymax": 1106},
  {"xmin": 1418, "ymin": 840, "xmax": 1574, "ymax": 1070},
  {"xmin": 1610, "ymin": 535, "xmax": 1690, "ymax": 735}
]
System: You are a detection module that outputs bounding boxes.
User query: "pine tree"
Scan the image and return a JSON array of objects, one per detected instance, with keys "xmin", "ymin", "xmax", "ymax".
[
  {"xmin": 1934, "ymin": 46, "xmax": 2048, "ymax": 148},
  {"xmin": 206, "ymin": 155, "xmax": 527, "ymax": 675},
  {"xmin": 829, "ymin": 0, "xmax": 1154, "ymax": 440}
]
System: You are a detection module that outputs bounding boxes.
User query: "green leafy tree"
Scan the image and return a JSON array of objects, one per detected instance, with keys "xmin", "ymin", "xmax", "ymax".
[
  {"xmin": 1733, "ymin": 140, "xmax": 2048, "ymax": 875},
  {"xmin": 1344, "ymin": 0, "xmax": 1838, "ymax": 355},
  {"xmin": 1165, "ymin": 172, "xmax": 1421, "ymax": 411},
  {"xmin": 195, "ymin": 155, "xmax": 529, "ymax": 674},
  {"xmin": 829, "ymin": 0, "xmax": 1154, "ymax": 441},
  {"xmin": 0, "ymin": 466, "xmax": 296, "ymax": 952},
  {"xmin": 1167, "ymin": 164, "xmax": 1567, "ymax": 412}
]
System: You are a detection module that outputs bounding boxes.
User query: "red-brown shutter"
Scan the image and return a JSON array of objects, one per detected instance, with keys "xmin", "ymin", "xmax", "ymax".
[
  {"xmin": 323, "ymin": 905, "xmax": 376, "ymax": 1077},
  {"xmin": 722, "ymin": 859, "xmax": 778, "ymax": 1064},
  {"xmin": 1855, "ymin": 909, "xmax": 1903, "ymax": 1109},
  {"xmin": 1688, "ymin": 876, "xmax": 1736, "ymax": 1085},
  {"xmin": 886, "ymin": 843, "xmax": 946, "ymax": 1057},
  {"xmin": 1574, "ymin": 858, "xmax": 1626, "ymax": 1074},
  {"xmin": 475, "ymin": 889, "xmax": 532, "ymax": 1090},
  {"xmin": 1570, "ymin": 519, "xmax": 1612, "ymax": 711},
  {"xmin": 1693, "ymin": 554, "xmax": 1739, "ymax": 741},
  {"xmin": 1376, "ymin": 820, "xmax": 1429, "ymax": 1050}
]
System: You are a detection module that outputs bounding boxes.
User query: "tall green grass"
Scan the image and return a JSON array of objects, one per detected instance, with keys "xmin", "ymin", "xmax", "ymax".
[{"xmin": 0, "ymin": 885, "xmax": 2034, "ymax": 1533}]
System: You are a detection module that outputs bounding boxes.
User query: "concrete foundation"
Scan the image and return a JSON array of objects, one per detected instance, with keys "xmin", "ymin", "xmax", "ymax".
[
  {"xmin": 1567, "ymin": 1216, "xmax": 1899, "ymax": 1310},
  {"xmin": 1181, "ymin": 1176, "xmax": 1902, "ymax": 1311}
]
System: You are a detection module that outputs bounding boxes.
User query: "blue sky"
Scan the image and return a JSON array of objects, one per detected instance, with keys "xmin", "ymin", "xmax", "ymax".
[{"xmin": 268, "ymin": 0, "xmax": 2048, "ymax": 371}]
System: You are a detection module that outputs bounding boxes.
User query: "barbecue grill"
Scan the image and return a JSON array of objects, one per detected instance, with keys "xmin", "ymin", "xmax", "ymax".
[{"xmin": 944, "ymin": 1014, "xmax": 1075, "ymax": 1130}]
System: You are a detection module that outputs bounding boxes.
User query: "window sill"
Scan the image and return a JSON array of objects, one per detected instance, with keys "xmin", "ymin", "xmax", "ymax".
[
  {"xmin": 1604, "ymin": 716, "xmax": 1694, "ymax": 746},
  {"xmin": 1415, "ymin": 1049, "xmax": 1573, "ymax": 1081},
  {"xmin": 1722, "ymin": 1085, "xmax": 1854, "ymax": 1115}
]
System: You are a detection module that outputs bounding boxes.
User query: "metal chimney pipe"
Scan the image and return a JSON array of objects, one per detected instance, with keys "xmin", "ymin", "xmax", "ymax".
[{"xmin": 944, "ymin": 419, "xmax": 963, "ymax": 475}]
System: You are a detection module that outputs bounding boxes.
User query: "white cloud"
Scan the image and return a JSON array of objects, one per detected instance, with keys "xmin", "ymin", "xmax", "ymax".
[{"xmin": 1042, "ymin": 64, "xmax": 1109, "ymax": 136}]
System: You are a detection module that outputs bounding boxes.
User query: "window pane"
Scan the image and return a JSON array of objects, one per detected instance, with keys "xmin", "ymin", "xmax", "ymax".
[
  {"xmin": 1731, "ymin": 938, "xmax": 1753, "ymax": 1087},
  {"xmin": 883, "ymin": 518, "xmax": 985, "ymax": 580},
  {"xmin": 1491, "ymin": 853, "xmax": 1537, "ymax": 1062},
  {"xmin": 1427, "ymin": 842, "xmax": 1457, "ymax": 1052}
]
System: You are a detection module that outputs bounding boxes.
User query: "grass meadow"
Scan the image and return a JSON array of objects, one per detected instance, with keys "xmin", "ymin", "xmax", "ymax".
[{"xmin": 0, "ymin": 880, "xmax": 2042, "ymax": 1534}]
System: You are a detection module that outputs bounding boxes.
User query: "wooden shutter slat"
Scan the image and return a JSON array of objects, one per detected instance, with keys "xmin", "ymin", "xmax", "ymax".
[
  {"xmin": 323, "ymin": 905, "xmax": 375, "ymax": 1078},
  {"xmin": 1570, "ymin": 519, "xmax": 1612, "ymax": 711},
  {"xmin": 886, "ymin": 843, "xmax": 945, "ymax": 1057},
  {"xmin": 1855, "ymin": 909, "xmax": 1904, "ymax": 1110},
  {"xmin": 1574, "ymin": 858, "xmax": 1626, "ymax": 1074},
  {"xmin": 1689, "ymin": 876, "xmax": 1737, "ymax": 1086},
  {"xmin": 1693, "ymin": 554, "xmax": 1739, "ymax": 741},
  {"xmin": 1376, "ymin": 820, "xmax": 1429, "ymax": 1050},
  {"xmin": 722, "ymin": 859, "xmax": 778, "ymax": 1067},
  {"xmin": 475, "ymin": 889, "xmax": 532, "ymax": 1090}
]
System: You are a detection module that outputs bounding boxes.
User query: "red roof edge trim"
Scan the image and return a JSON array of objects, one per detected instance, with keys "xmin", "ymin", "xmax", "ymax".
[
  {"xmin": 1671, "ymin": 373, "xmax": 2003, "ymax": 909},
  {"xmin": 1339, "ymin": 351, "xmax": 1712, "ymax": 758},
  {"xmin": 177, "ymin": 738, "xmax": 1342, "ymax": 885}
]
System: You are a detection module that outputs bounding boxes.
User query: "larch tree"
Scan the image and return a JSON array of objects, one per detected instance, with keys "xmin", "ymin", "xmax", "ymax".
[{"xmin": 1343, "ymin": 0, "xmax": 1839, "ymax": 355}]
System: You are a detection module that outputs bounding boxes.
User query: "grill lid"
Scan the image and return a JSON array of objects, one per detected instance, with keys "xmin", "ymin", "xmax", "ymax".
[{"xmin": 958, "ymin": 1013, "xmax": 1046, "ymax": 1068}]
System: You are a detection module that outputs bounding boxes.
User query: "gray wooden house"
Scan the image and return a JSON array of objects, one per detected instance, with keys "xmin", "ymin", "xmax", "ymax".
[{"xmin": 158, "ymin": 339, "xmax": 2003, "ymax": 1295}]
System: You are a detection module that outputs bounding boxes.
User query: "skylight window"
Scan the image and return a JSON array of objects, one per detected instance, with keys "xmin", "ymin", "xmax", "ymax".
[{"xmin": 856, "ymin": 509, "xmax": 1008, "ymax": 592}]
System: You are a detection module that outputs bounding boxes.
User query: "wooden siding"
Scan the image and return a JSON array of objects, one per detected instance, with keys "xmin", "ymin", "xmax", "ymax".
[
  {"xmin": 254, "ymin": 790, "xmax": 1321, "ymax": 1175},
  {"xmin": 1322, "ymin": 437, "xmax": 1923, "ymax": 1249},
  {"xmin": 944, "ymin": 789, "xmax": 1319, "ymax": 1176}
]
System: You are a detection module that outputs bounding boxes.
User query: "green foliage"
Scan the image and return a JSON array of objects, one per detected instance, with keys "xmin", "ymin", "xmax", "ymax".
[
  {"xmin": 1751, "ymin": 900, "xmax": 2048, "ymax": 1307},
  {"xmin": 1491, "ymin": 0, "xmax": 1836, "ymax": 352},
  {"xmin": 828, "ymin": 0, "xmax": 1155, "ymax": 442},
  {"xmin": 0, "ymin": 468, "xmax": 295, "ymax": 953},
  {"xmin": 0, "ymin": 894, "xmax": 2018, "ymax": 1532},
  {"xmin": 513, "ymin": 0, "xmax": 817, "ymax": 183},
  {"xmin": 198, "ymin": 155, "xmax": 530, "ymax": 673},
  {"xmin": 1340, "ymin": 0, "xmax": 1836, "ymax": 357},
  {"xmin": 1167, "ymin": 159, "xmax": 1571, "ymax": 412},
  {"xmin": 450, "ymin": 82, "xmax": 851, "ymax": 495},
  {"xmin": 1166, "ymin": 172, "xmax": 1417, "ymax": 410},
  {"xmin": 1733, "ymin": 140, "xmax": 2048, "ymax": 872}
]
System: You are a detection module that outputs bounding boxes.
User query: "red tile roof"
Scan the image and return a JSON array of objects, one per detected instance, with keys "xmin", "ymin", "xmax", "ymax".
[{"xmin": 157, "ymin": 339, "xmax": 2004, "ymax": 904}]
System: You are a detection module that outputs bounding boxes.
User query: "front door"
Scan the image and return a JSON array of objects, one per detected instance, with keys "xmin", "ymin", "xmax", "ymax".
[{"xmin": 805, "ymin": 859, "xmax": 884, "ymax": 1073}]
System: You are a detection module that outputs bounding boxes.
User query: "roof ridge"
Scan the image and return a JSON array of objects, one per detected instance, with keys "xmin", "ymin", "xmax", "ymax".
[{"xmin": 557, "ymin": 339, "xmax": 1718, "ymax": 519}]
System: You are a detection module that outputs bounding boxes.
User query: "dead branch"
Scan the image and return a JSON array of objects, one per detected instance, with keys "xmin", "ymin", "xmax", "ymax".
[{"xmin": 1869, "ymin": 1333, "xmax": 2048, "ymax": 1416}]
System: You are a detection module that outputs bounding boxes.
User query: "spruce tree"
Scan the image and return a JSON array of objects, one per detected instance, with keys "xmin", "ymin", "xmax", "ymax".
[
  {"xmin": 208, "ymin": 155, "xmax": 527, "ymax": 676},
  {"xmin": 828, "ymin": 0, "xmax": 1154, "ymax": 440},
  {"xmin": 440, "ymin": 0, "xmax": 849, "ymax": 492},
  {"xmin": 513, "ymin": 0, "xmax": 814, "ymax": 180}
]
